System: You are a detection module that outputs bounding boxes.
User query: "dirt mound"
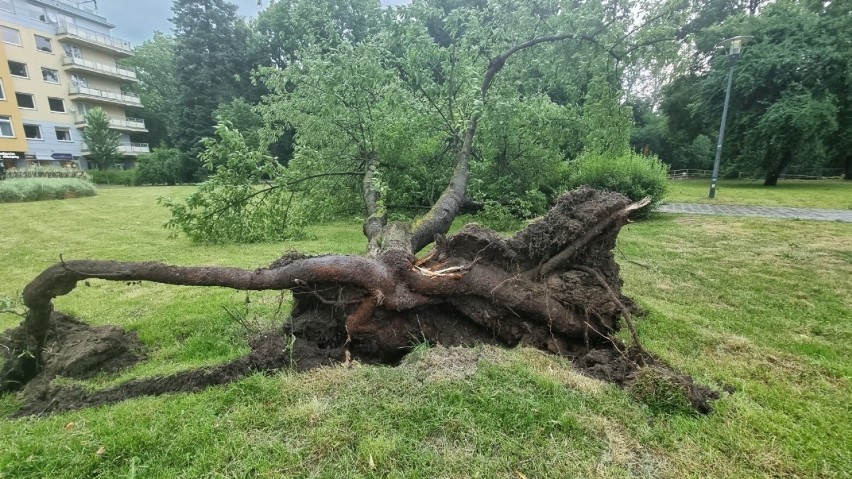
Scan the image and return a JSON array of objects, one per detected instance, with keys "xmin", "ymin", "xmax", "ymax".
[{"xmin": 0, "ymin": 313, "xmax": 144, "ymax": 394}]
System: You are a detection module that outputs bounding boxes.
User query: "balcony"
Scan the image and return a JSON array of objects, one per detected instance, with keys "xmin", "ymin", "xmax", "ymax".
[
  {"xmin": 74, "ymin": 114, "xmax": 147, "ymax": 133},
  {"xmin": 62, "ymin": 56, "xmax": 138, "ymax": 83},
  {"xmin": 69, "ymin": 85, "xmax": 142, "ymax": 108},
  {"xmin": 56, "ymin": 23, "xmax": 133, "ymax": 58},
  {"xmin": 118, "ymin": 143, "xmax": 150, "ymax": 155},
  {"xmin": 82, "ymin": 142, "xmax": 150, "ymax": 156}
]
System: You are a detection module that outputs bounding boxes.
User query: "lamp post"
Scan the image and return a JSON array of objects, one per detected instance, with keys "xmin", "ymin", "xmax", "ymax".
[{"xmin": 708, "ymin": 36, "xmax": 752, "ymax": 199}]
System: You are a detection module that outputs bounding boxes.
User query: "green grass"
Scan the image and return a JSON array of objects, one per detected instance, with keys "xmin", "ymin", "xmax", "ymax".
[
  {"xmin": 666, "ymin": 179, "xmax": 852, "ymax": 209},
  {"xmin": 1, "ymin": 187, "xmax": 850, "ymax": 478},
  {"xmin": 0, "ymin": 178, "xmax": 97, "ymax": 203}
]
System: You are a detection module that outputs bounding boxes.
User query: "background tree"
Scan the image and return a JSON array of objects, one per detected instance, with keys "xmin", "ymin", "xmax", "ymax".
[
  {"xmin": 171, "ymin": 0, "xmax": 266, "ymax": 181},
  {"xmin": 82, "ymin": 108, "xmax": 120, "ymax": 171},
  {"xmin": 656, "ymin": 0, "xmax": 848, "ymax": 183},
  {"xmin": 122, "ymin": 32, "xmax": 180, "ymax": 149}
]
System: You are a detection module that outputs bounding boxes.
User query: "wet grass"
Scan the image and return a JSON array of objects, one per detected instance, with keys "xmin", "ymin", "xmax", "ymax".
[
  {"xmin": 667, "ymin": 178, "xmax": 852, "ymax": 209},
  {"xmin": 1, "ymin": 186, "xmax": 850, "ymax": 478}
]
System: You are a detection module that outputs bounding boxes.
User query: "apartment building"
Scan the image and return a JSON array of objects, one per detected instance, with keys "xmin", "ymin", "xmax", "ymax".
[{"xmin": 0, "ymin": 0, "xmax": 148, "ymax": 171}]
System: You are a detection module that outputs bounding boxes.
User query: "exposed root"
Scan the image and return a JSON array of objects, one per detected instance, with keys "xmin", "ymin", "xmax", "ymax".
[{"xmin": 0, "ymin": 188, "xmax": 719, "ymax": 416}]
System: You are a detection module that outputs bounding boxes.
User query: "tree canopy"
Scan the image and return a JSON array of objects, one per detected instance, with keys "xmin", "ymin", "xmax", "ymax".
[{"xmin": 653, "ymin": 0, "xmax": 850, "ymax": 183}]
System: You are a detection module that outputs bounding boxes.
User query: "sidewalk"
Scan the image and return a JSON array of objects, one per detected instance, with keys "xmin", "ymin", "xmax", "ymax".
[{"xmin": 658, "ymin": 203, "xmax": 852, "ymax": 222}]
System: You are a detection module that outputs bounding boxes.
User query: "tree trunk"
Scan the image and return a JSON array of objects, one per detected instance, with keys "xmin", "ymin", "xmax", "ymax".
[
  {"xmin": 764, "ymin": 171, "xmax": 779, "ymax": 186},
  {"xmin": 0, "ymin": 189, "xmax": 662, "ymax": 410}
]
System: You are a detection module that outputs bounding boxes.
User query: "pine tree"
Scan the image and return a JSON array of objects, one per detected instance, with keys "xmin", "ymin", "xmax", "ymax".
[
  {"xmin": 82, "ymin": 107, "xmax": 120, "ymax": 171},
  {"xmin": 170, "ymin": 0, "xmax": 256, "ymax": 181}
]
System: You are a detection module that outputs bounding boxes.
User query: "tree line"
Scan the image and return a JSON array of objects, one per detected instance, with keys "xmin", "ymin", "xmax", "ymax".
[{"xmin": 120, "ymin": 0, "xmax": 848, "ymax": 209}]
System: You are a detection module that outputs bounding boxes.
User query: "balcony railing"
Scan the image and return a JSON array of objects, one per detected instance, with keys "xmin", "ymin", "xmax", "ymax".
[
  {"xmin": 74, "ymin": 114, "xmax": 147, "ymax": 132},
  {"xmin": 117, "ymin": 143, "xmax": 149, "ymax": 155},
  {"xmin": 62, "ymin": 56, "xmax": 138, "ymax": 82},
  {"xmin": 82, "ymin": 143, "xmax": 150, "ymax": 156},
  {"xmin": 57, "ymin": 23, "xmax": 132, "ymax": 56},
  {"xmin": 69, "ymin": 85, "xmax": 142, "ymax": 107}
]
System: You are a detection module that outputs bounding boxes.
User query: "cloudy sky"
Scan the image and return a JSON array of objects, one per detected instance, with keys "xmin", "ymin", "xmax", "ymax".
[{"xmin": 95, "ymin": 0, "xmax": 409, "ymax": 46}]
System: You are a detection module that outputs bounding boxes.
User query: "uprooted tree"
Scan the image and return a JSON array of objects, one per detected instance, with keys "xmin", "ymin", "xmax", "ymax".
[{"xmin": 0, "ymin": 0, "xmax": 719, "ymax": 415}]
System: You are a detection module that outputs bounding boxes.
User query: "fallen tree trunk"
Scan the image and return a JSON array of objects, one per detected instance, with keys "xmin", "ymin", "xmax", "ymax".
[{"xmin": 1, "ymin": 188, "xmax": 711, "ymax": 413}]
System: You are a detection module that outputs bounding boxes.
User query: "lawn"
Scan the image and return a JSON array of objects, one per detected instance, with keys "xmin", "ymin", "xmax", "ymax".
[
  {"xmin": 666, "ymin": 178, "xmax": 852, "ymax": 209},
  {"xmin": 1, "ymin": 186, "xmax": 850, "ymax": 478}
]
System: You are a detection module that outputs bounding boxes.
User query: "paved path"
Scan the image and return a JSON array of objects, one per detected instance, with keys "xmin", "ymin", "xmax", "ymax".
[{"xmin": 659, "ymin": 203, "xmax": 852, "ymax": 222}]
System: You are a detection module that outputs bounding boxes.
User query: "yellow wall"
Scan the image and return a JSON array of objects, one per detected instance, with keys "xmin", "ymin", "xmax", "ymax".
[
  {"xmin": 0, "ymin": 42, "xmax": 29, "ymax": 152},
  {"xmin": 0, "ymin": 20, "xmax": 128, "ymax": 123}
]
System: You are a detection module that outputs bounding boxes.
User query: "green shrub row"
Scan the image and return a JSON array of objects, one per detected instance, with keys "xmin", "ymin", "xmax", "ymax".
[
  {"xmin": 5, "ymin": 166, "xmax": 90, "ymax": 181},
  {"xmin": 89, "ymin": 169, "xmax": 138, "ymax": 186},
  {"xmin": 0, "ymin": 178, "xmax": 97, "ymax": 203}
]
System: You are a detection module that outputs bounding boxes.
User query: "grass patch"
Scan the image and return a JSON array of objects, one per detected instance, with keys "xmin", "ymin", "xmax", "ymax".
[
  {"xmin": 0, "ymin": 187, "xmax": 850, "ymax": 477},
  {"xmin": 0, "ymin": 178, "xmax": 96, "ymax": 203},
  {"xmin": 667, "ymin": 178, "xmax": 852, "ymax": 209}
]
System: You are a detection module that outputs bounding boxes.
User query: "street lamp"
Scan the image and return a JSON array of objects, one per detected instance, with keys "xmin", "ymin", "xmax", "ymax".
[{"xmin": 708, "ymin": 36, "xmax": 752, "ymax": 199}]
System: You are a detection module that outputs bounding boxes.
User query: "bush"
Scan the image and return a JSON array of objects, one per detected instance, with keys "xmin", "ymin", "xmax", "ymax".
[
  {"xmin": 0, "ymin": 178, "xmax": 97, "ymax": 202},
  {"xmin": 89, "ymin": 169, "xmax": 137, "ymax": 186},
  {"xmin": 565, "ymin": 152, "xmax": 668, "ymax": 215},
  {"xmin": 5, "ymin": 166, "xmax": 90, "ymax": 181},
  {"xmin": 475, "ymin": 200, "xmax": 525, "ymax": 232},
  {"xmin": 136, "ymin": 148, "xmax": 182, "ymax": 185}
]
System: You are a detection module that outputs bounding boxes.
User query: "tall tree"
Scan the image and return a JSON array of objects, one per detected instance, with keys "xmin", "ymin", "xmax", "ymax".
[
  {"xmin": 171, "ymin": 0, "xmax": 262, "ymax": 181},
  {"xmin": 659, "ymin": 0, "xmax": 847, "ymax": 183},
  {"xmin": 82, "ymin": 108, "xmax": 121, "ymax": 171},
  {"xmin": 123, "ymin": 32, "xmax": 179, "ymax": 149}
]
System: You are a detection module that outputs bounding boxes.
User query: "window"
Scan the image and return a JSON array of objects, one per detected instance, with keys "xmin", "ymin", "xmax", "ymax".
[
  {"xmin": 0, "ymin": 79, "xmax": 5, "ymax": 100},
  {"xmin": 55, "ymin": 127, "xmax": 72, "ymax": 142},
  {"xmin": 0, "ymin": 116, "xmax": 14, "ymax": 137},
  {"xmin": 29, "ymin": 5, "xmax": 47, "ymax": 22},
  {"xmin": 63, "ymin": 44, "xmax": 82, "ymax": 59},
  {"xmin": 15, "ymin": 92, "xmax": 35, "ymax": 109},
  {"xmin": 34, "ymin": 35, "xmax": 52, "ymax": 53},
  {"xmin": 77, "ymin": 102, "xmax": 93, "ymax": 116},
  {"xmin": 0, "ymin": 0, "xmax": 13, "ymax": 13},
  {"xmin": 23, "ymin": 124, "xmax": 42, "ymax": 140},
  {"xmin": 48, "ymin": 97, "xmax": 65, "ymax": 113},
  {"xmin": 41, "ymin": 67, "xmax": 60, "ymax": 83},
  {"xmin": 8, "ymin": 61, "xmax": 27, "ymax": 78},
  {"xmin": 1, "ymin": 26, "xmax": 21, "ymax": 46},
  {"xmin": 70, "ymin": 74, "xmax": 88, "ymax": 87}
]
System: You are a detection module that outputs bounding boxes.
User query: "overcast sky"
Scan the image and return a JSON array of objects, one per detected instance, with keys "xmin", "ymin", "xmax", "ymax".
[{"xmin": 95, "ymin": 0, "xmax": 409, "ymax": 46}]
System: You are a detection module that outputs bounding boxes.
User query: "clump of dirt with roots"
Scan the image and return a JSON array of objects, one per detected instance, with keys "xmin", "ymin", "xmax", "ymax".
[{"xmin": 0, "ymin": 188, "xmax": 719, "ymax": 417}]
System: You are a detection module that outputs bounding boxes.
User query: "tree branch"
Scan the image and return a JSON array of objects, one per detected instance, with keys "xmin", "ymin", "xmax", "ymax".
[{"xmin": 409, "ymin": 32, "xmax": 601, "ymax": 253}]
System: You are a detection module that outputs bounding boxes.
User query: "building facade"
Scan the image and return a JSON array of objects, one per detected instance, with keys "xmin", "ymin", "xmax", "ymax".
[{"xmin": 0, "ymin": 0, "xmax": 147, "ymax": 171}]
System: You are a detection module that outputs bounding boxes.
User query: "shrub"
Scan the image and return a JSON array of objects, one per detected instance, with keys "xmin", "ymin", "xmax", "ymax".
[
  {"xmin": 5, "ymin": 166, "xmax": 90, "ymax": 181},
  {"xmin": 136, "ymin": 148, "xmax": 181, "ymax": 185},
  {"xmin": 475, "ymin": 200, "xmax": 525, "ymax": 232},
  {"xmin": 89, "ymin": 169, "xmax": 137, "ymax": 186},
  {"xmin": 565, "ymin": 151, "xmax": 668, "ymax": 216},
  {"xmin": 0, "ymin": 178, "xmax": 97, "ymax": 202}
]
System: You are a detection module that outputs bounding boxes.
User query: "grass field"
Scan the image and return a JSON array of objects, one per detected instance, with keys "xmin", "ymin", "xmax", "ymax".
[
  {"xmin": 1, "ymin": 186, "xmax": 850, "ymax": 478},
  {"xmin": 667, "ymin": 179, "xmax": 852, "ymax": 209}
]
